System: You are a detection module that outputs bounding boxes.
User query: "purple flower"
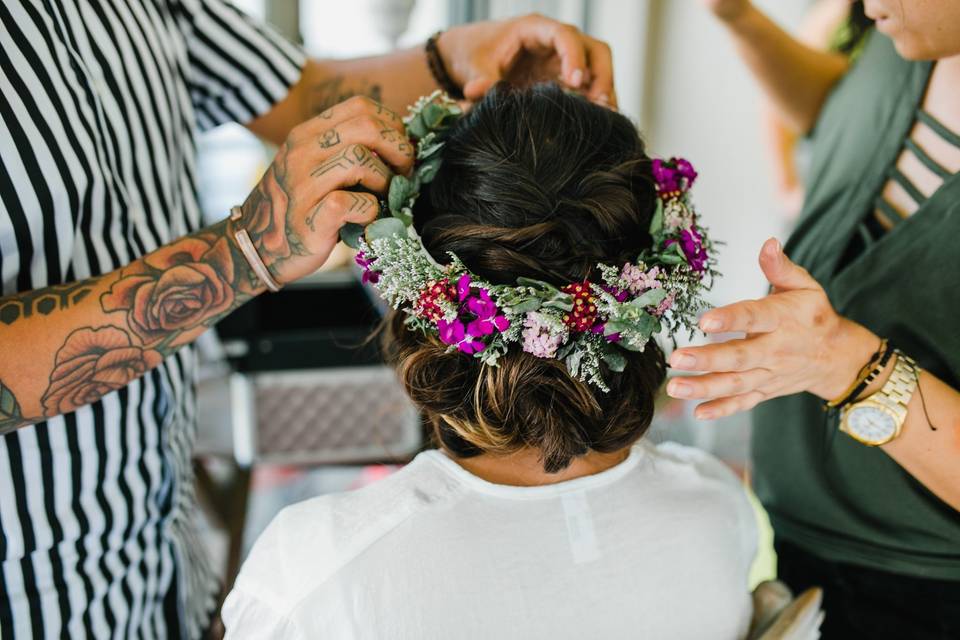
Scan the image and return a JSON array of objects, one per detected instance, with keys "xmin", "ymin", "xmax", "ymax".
[
  {"xmin": 652, "ymin": 157, "xmax": 698, "ymax": 194},
  {"xmin": 666, "ymin": 227, "xmax": 709, "ymax": 273},
  {"xmin": 438, "ymin": 277, "xmax": 510, "ymax": 355},
  {"xmin": 437, "ymin": 319, "xmax": 465, "ymax": 345},
  {"xmin": 355, "ymin": 251, "xmax": 380, "ymax": 285},
  {"xmin": 591, "ymin": 323, "xmax": 621, "ymax": 343},
  {"xmin": 456, "ymin": 274, "xmax": 472, "ymax": 302}
]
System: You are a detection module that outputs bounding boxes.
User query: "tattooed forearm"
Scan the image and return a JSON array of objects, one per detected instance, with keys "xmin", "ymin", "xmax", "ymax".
[
  {"xmin": 309, "ymin": 75, "xmax": 383, "ymax": 117},
  {"xmin": 0, "ymin": 278, "xmax": 99, "ymax": 325}
]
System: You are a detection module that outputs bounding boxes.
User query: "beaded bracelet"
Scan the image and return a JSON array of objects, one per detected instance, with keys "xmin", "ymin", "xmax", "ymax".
[
  {"xmin": 425, "ymin": 32, "xmax": 464, "ymax": 100},
  {"xmin": 825, "ymin": 338, "xmax": 893, "ymax": 411}
]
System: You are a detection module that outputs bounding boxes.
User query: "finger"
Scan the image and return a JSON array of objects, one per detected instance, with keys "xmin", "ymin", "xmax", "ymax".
[
  {"xmin": 463, "ymin": 74, "xmax": 499, "ymax": 102},
  {"xmin": 305, "ymin": 190, "xmax": 380, "ymax": 237},
  {"xmin": 315, "ymin": 114, "xmax": 415, "ymax": 176},
  {"xmin": 583, "ymin": 37, "xmax": 616, "ymax": 107},
  {"xmin": 758, "ymin": 237, "xmax": 820, "ymax": 293},
  {"xmin": 699, "ymin": 298, "xmax": 780, "ymax": 335},
  {"xmin": 693, "ymin": 391, "xmax": 768, "ymax": 421},
  {"xmin": 516, "ymin": 16, "xmax": 587, "ymax": 88},
  {"xmin": 302, "ymin": 95, "xmax": 405, "ymax": 139},
  {"xmin": 666, "ymin": 369, "xmax": 771, "ymax": 401},
  {"xmin": 669, "ymin": 335, "xmax": 771, "ymax": 373},
  {"xmin": 309, "ymin": 143, "xmax": 393, "ymax": 196}
]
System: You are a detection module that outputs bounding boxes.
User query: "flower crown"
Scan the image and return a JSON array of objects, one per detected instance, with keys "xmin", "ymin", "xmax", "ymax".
[{"xmin": 342, "ymin": 91, "xmax": 718, "ymax": 391}]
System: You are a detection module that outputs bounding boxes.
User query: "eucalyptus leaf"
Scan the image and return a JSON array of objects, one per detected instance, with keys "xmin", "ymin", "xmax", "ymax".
[
  {"xmin": 365, "ymin": 217, "xmax": 407, "ymax": 242},
  {"xmin": 556, "ymin": 342, "xmax": 577, "ymax": 360},
  {"xmin": 406, "ymin": 115, "xmax": 428, "ymax": 139},
  {"xmin": 417, "ymin": 156, "xmax": 442, "ymax": 183},
  {"xmin": 339, "ymin": 222, "xmax": 364, "ymax": 249},
  {"xmin": 542, "ymin": 295, "xmax": 574, "ymax": 312},
  {"xmin": 650, "ymin": 198, "xmax": 664, "ymax": 235},
  {"xmin": 566, "ymin": 350, "xmax": 584, "ymax": 378},
  {"xmin": 388, "ymin": 175, "xmax": 413, "ymax": 215},
  {"xmin": 394, "ymin": 206, "xmax": 414, "ymax": 226},
  {"xmin": 629, "ymin": 287, "xmax": 668, "ymax": 308},
  {"xmin": 421, "ymin": 102, "xmax": 445, "ymax": 128},
  {"xmin": 659, "ymin": 253, "xmax": 685, "ymax": 265},
  {"xmin": 516, "ymin": 277, "xmax": 559, "ymax": 293},
  {"xmin": 508, "ymin": 299, "xmax": 542, "ymax": 314},
  {"xmin": 601, "ymin": 347, "xmax": 627, "ymax": 372},
  {"xmin": 603, "ymin": 321, "xmax": 630, "ymax": 336}
]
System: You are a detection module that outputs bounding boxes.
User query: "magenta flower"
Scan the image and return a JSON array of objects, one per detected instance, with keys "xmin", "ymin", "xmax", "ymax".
[
  {"xmin": 666, "ymin": 227, "xmax": 709, "ymax": 273},
  {"xmin": 355, "ymin": 251, "xmax": 380, "ymax": 285},
  {"xmin": 591, "ymin": 323, "xmax": 621, "ymax": 343},
  {"xmin": 436, "ymin": 275, "xmax": 511, "ymax": 355},
  {"xmin": 653, "ymin": 157, "xmax": 698, "ymax": 194}
]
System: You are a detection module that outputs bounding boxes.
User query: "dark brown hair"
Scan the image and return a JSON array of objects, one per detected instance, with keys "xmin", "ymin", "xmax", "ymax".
[{"xmin": 383, "ymin": 83, "xmax": 667, "ymax": 473}]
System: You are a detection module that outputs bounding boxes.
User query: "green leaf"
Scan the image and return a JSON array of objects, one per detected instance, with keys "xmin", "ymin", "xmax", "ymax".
[
  {"xmin": 388, "ymin": 175, "xmax": 413, "ymax": 216},
  {"xmin": 364, "ymin": 217, "xmax": 407, "ymax": 242},
  {"xmin": 566, "ymin": 350, "xmax": 583, "ymax": 378},
  {"xmin": 542, "ymin": 294, "xmax": 574, "ymax": 312},
  {"xmin": 556, "ymin": 341, "xmax": 577, "ymax": 360},
  {"xmin": 406, "ymin": 114, "xmax": 428, "ymax": 139},
  {"xmin": 603, "ymin": 321, "xmax": 630, "ymax": 336},
  {"xmin": 516, "ymin": 277, "xmax": 559, "ymax": 293},
  {"xmin": 508, "ymin": 299, "xmax": 541, "ymax": 314},
  {"xmin": 659, "ymin": 253, "xmax": 686, "ymax": 265},
  {"xmin": 650, "ymin": 198, "xmax": 664, "ymax": 235},
  {"xmin": 418, "ymin": 140, "xmax": 445, "ymax": 160},
  {"xmin": 601, "ymin": 347, "xmax": 627, "ymax": 372},
  {"xmin": 634, "ymin": 313, "xmax": 662, "ymax": 336},
  {"xmin": 339, "ymin": 223, "xmax": 364, "ymax": 249},
  {"xmin": 629, "ymin": 287, "xmax": 668, "ymax": 308},
  {"xmin": 417, "ymin": 156, "xmax": 442, "ymax": 183},
  {"xmin": 394, "ymin": 206, "xmax": 414, "ymax": 226},
  {"xmin": 421, "ymin": 102, "xmax": 446, "ymax": 128}
]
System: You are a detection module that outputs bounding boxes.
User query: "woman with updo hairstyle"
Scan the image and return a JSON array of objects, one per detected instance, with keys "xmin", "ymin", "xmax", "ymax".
[{"xmin": 223, "ymin": 84, "xmax": 758, "ymax": 640}]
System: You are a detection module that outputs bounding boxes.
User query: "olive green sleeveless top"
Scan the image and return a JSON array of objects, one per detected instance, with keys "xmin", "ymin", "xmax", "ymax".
[{"xmin": 752, "ymin": 32, "xmax": 960, "ymax": 580}]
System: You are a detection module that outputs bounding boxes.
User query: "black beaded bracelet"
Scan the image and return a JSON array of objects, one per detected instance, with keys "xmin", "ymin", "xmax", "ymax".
[
  {"xmin": 826, "ymin": 340, "xmax": 895, "ymax": 412},
  {"xmin": 425, "ymin": 31, "xmax": 464, "ymax": 100}
]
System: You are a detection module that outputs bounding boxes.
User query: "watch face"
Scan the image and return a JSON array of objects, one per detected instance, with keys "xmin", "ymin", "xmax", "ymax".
[{"xmin": 845, "ymin": 405, "xmax": 897, "ymax": 445}]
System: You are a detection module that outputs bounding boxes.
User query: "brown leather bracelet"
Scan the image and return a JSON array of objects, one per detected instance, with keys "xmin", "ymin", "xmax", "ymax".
[
  {"xmin": 825, "ymin": 338, "xmax": 893, "ymax": 410},
  {"xmin": 425, "ymin": 31, "xmax": 464, "ymax": 100}
]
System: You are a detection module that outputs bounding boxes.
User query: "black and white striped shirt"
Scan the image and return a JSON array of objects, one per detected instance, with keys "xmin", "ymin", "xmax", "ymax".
[{"xmin": 0, "ymin": 2, "xmax": 304, "ymax": 637}]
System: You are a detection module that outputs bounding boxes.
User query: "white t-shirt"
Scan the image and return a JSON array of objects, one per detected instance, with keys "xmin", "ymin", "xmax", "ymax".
[{"xmin": 222, "ymin": 440, "xmax": 757, "ymax": 640}]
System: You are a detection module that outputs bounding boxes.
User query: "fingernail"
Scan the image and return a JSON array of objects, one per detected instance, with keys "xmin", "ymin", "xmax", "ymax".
[
  {"xmin": 671, "ymin": 352, "xmax": 696, "ymax": 369},
  {"xmin": 570, "ymin": 69, "xmax": 584, "ymax": 87},
  {"xmin": 701, "ymin": 318, "xmax": 722, "ymax": 332},
  {"xmin": 668, "ymin": 381, "xmax": 692, "ymax": 398},
  {"xmin": 596, "ymin": 93, "xmax": 610, "ymax": 105},
  {"xmin": 696, "ymin": 409, "xmax": 715, "ymax": 421}
]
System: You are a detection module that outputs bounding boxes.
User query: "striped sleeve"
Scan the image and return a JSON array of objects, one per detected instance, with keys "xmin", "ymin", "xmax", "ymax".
[{"xmin": 175, "ymin": 0, "xmax": 306, "ymax": 131}]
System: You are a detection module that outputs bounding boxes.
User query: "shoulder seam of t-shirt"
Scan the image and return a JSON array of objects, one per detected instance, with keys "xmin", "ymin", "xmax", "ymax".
[{"xmin": 419, "ymin": 443, "xmax": 649, "ymax": 500}]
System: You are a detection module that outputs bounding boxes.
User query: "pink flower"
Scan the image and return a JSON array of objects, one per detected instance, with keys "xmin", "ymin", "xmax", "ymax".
[
  {"xmin": 654, "ymin": 292, "xmax": 675, "ymax": 316},
  {"xmin": 521, "ymin": 313, "xmax": 565, "ymax": 359},
  {"xmin": 621, "ymin": 263, "xmax": 661, "ymax": 295},
  {"xmin": 435, "ymin": 276, "xmax": 510, "ymax": 355}
]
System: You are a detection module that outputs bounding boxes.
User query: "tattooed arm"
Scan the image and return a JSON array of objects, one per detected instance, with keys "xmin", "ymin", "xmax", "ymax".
[
  {"xmin": 0, "ymin": 97, "xmax": 412, "ymax": 434},
  {"xmin": 246, "ymin": 15, "xmax": 617, "ymax": 146}
]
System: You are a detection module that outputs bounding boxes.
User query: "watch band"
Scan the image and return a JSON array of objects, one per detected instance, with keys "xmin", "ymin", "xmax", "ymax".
[
  {"xmin": 229, "ymin": 206, "xmax": 282, "ymax": 292},
  {"xmin": 881, "ymin": 351, "xmax": 919, "ymax": 410}
]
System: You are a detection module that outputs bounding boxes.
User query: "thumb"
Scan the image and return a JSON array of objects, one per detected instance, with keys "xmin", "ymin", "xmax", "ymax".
[{"xmin": 759, "ymin": 237, "xmax": 819, "ymax": 292}]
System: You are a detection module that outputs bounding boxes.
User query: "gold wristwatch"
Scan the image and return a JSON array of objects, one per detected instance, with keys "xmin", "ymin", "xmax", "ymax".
[{"xmin": 839, "ymin": 350, "xmax": 919, "ymax": 446}]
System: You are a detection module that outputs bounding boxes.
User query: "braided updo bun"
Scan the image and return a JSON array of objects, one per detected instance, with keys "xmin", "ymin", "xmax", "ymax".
[{"xmin": 383, "ymin": 83, "xmax": 667, "ymax": 473}]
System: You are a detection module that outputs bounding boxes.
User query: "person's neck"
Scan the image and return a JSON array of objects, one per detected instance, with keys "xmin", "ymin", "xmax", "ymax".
[{"xmin": 452, "ymin": 447, "xmax": 632, "ymax": 487}]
